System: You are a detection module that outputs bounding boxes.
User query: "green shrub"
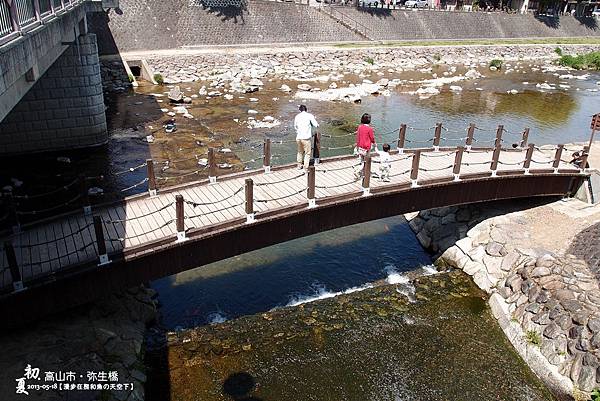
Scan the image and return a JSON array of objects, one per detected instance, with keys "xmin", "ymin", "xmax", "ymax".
[
  {"xmin": 559, "ymin": 51, "xmax": 600, "ymax": 70},
  {"xmin": 489, "ymin": 59, "xmax": 503, "ymax": 70},
  {"xmin": 127, "ymin": 73, "xmax": 134, "ymax": 83},
  {"xmin": 554, "ymin": 47, "xmax": 562, "ymax": 56},
  {"xmin": 364, "ymin": 57, "xmax": 374, "ymax": 65},
  {"xmin": 591, "ymin": 388, "xmax": 600, "ymax": 401},
  {"xmin": 525, "ymin": 330, "xmax": 541, "ymax": 347},
  {"xmin": 154, "ymin": 73, "xmax": 164, "ymax": 85}
]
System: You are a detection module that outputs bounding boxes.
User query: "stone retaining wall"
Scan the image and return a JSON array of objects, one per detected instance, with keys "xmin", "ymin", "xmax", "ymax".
[
  {"xmin": 90, "ymin": 0, "xmax": 600, "ymax": 53},
  {"xmin": 407, "ymin": 200, "xmax": 600, "ymax": 399},
  {"xmin": 136, "ymin": 44, "xmax": 599, "ymax": 85}
]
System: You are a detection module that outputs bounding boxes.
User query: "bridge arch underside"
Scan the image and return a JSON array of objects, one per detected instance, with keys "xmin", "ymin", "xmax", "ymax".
[{"xmin": 1, "ymin": 173, "xmax": 584, "ymax": 326}]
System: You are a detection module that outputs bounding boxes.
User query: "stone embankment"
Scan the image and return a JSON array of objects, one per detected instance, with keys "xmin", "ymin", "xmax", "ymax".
[
  {"xmin": 137, "ymin": 44, "xmax": 599, "ymax": 85},
  {"xmin": 407, "ymin": 196, "xmax": 600, "ymax": 399},
  {"xmin": 0, "ymin": 285, "xmax": 158, "ymax": 401}
]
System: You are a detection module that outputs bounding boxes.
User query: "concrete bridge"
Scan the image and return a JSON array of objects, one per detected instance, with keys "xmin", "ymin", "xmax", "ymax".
[
  {"xmin": 0, "ymin": 0, "xmax": 116, "ymax": 154},
  {"xmin": 0, "ymin": 123, "xmax": 591, "ymax": 327}
]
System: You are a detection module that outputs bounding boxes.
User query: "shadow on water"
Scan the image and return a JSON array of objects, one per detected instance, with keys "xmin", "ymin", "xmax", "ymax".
[{"xmin": 223, "ymin": 372, "xmax": 263, "ymax": 401}]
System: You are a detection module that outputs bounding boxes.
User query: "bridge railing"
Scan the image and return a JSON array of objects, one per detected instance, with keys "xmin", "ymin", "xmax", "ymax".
[
  {"xmin": 0, "ymin": 121, "xmax": 592, "ymax": 230},
  {"xmin": 0, "ymin": 0, "xmax": 88, "ymax": 46},
  {"xmin": 0, "ymin": 125, "xmax": 590, "ymax": 295}
]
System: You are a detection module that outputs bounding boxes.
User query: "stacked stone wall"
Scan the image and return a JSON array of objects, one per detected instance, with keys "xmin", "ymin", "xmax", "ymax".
[
  {"xmin": 407, "ymin": 200, "xmax": 600, "ymax": 398},
  {"xmin": 92, "ymin": 0, "xmax": 600, "ymax": 53},
  {"xmin": 0, "ymin": 34, "xmax": 107, "ymax": 155}
]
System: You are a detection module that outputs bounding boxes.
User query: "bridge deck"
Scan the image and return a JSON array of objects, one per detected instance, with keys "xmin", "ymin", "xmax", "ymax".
[{"xmin": 0, "ymin": 146, "xmax": 582, "ymax": 292}]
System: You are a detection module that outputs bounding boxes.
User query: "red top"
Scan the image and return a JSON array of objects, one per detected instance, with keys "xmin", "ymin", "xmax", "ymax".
[{"xmin": 356, "ymin": 124, "xmax": 375, "ymax": 150}]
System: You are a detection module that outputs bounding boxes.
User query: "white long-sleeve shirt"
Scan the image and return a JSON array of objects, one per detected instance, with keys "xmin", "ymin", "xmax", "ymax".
[{"xmin": 294, "ymin": 111, "xmax": 319, "ymax": 140}]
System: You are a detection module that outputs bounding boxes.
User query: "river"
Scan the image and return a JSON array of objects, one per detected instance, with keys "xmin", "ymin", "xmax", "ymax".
[{"xmin": 3, "ymin": 60, "xmax": 600, "ymax": 399}]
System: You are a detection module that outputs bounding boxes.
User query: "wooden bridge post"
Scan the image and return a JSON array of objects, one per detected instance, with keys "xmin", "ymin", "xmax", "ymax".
[
  {"xmin": 313, "ymin": 133, "xmax": 321, "ymax": 165},
  {"xmin": 3, "ymin": 191, "xmax": 20, "ymax": 233},
  {"xmin": 410, "ymin": 151, "xmax": 420, "ymax": 187},
  {"xmin": 490, "ymin": 143, "xmax": 502, "ymax": 177},
  {"xmin": 523, "ymin": 143, "xmax": 535, "ymax": 175},
  {"xmin": 453, "ymin": 146, "xmax": 464, "ymax": 181},
  {"xmin": 398, "ymin": 124, "xmax": 407, "ymax": 153},
  {"xmin": 433, "ymin": 123, "xmax": 442, "ymax": 151},
  {"xmin": 93, "ymin": 216, "xmax": 110, "ymax": 266},
  {"xmin": 263, "ymin": 139, "xmax": 271, "ymax": 173},
  {"xmin": 553, "ymin": 145, "xmax": 564, "ymax": 174},
  {"xmin": 466, "ymin": 123, "xmax": 475, "ymax": 151},
  {"xmin": 147, "ymin": 159, "xmax": 157, "ymax": 196},
  {"xmin": 208, "ymin": 148, "xmax": 217, "ymax": 183},
  {"xmin": 307, "ymin": 165, "xmax": 316, "ymax": 208},
  {"xmin": 362, "ymin": 155, "xmax": 371, "ymax": 196},
  {"xmin": 176, "ymin": 195, "xmax": 186, "ymax": 242},
  {"xmin": 245, "ymin": 178, "xmax": 255, "ymax": 223},
  {"xmin": 580, "ymin": 146, "xmax": 590, "ymax": 173},
  {"xmin": 80, "ymin": 174, "xmax": 91, "ymax": 216},
  {"xmin": 494, "ymin": 125, "xmax": 504, "ymax": 149},
  {"xmin": 4, "ymin": 242, "xmax": 24, "ymax": 292},
  {"xmin": 520, "ymin": 128, "xmax": 530, "ymax": 148}
]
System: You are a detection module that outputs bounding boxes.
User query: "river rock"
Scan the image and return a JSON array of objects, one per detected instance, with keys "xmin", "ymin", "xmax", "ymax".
[
  {"xmin": 486, "ymin": 241, "xmax": 507, "ymax": 257},
  {"xmin": 579, "ymin": 365, "xmax": 597, "ymax": 391},
  {"xmin": 168, "ymin": 86, "xmax": 184, "ymax": 102},
  {"xmin": 297, "ymin": 84, "xmax": 312, "ymax": 91},
  {"xmin": 544, "ymin": 322, "xmax": 563, "ymax": 339}
]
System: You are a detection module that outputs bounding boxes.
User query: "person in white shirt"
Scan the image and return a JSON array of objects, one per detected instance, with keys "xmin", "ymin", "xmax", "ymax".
[
  {"xmin": 373, "ymin": 143, "xmax": 391, "ymax": 182},
  {"xmin": 294, "ymin": 105, "xmax": 319, "ymax": 170}
]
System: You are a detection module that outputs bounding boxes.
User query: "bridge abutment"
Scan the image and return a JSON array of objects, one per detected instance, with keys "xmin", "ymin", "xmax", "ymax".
[{"xmin": 0, "ymin": 33, "xmax": 106, "ymax": 155}]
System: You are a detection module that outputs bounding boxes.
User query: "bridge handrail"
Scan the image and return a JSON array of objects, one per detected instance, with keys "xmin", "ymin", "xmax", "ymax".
[
  {"xmin": 0, "ymin": 0, "xmax": 90, "ymax": 47},
  {"xmin": 0, "ymin": 122, "xmax": 577, "ymax": 226},
  {"xmin": 0, "ymin": 140, "xmax": 588, "ymax": 295},
  {"xmin": 321, "ymin": 4, "xmax": 371, "ymax": 37}
]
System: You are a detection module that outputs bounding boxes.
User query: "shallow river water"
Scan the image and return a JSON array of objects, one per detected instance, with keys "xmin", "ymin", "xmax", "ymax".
[{"xmin": 4, "ymin": 61, "xmax": 599, "ymax": 399}]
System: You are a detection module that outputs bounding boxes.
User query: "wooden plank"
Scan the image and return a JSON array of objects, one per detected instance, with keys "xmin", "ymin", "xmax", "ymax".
[
  {"xmin": 126, "ymin": 201, "xmax": 151, "ymax": 246},
  {"xmin": 135, "ymin": 197, "xmax": 164, "ymax": 242},
  {"xmin": 146, "ymin": 196, "xmax": 174, "ymax": 240},
  {"xmin": 101, "ymin": 207, "xmax": 121, "ymax": 254},
  {"xmin": 207, "ymin": 179, "xmax": 245, "ymax": 221},
  {"xmin": 58, "ymin": 218, "xmax": 77, "ymax": 268}
]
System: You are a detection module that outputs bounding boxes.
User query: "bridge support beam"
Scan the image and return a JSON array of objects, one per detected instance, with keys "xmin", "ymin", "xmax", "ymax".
[{"xmin": 0, "ymin": 34, "xmax": 107, "ymax": 155}]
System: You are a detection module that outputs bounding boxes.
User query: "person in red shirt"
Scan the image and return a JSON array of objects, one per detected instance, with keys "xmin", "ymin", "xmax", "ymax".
[
  {"xmin": 355, "ymin": 113, "xmax": 376, "ymax": 159},
  {"xmin": 354, "ymin": 113, "xmax": 376, "ymax": 179}
]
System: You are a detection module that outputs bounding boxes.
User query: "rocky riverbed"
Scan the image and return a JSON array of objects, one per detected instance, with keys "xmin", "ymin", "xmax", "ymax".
[
  {"xmin": 147, "ymin": 270, "xmax": 556, "ymax": 401},
  {"xmin": 406, "ymin": 170, "xmax": 600, "ymax": 399},
  {"xmin": 0, "ymin": 285, "xmax": 157, "ymax": 401}
]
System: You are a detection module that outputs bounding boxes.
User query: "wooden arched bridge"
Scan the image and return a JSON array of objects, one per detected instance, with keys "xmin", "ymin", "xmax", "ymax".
[{"xmin": 0, "ymin": 123, "xmax": 591, "ymax": 326}]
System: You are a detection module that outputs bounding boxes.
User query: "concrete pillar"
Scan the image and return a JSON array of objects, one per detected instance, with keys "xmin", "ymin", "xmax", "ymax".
[{"xmin": 0, "ymin": 33, "xmax": 107, "ymax": 155}]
